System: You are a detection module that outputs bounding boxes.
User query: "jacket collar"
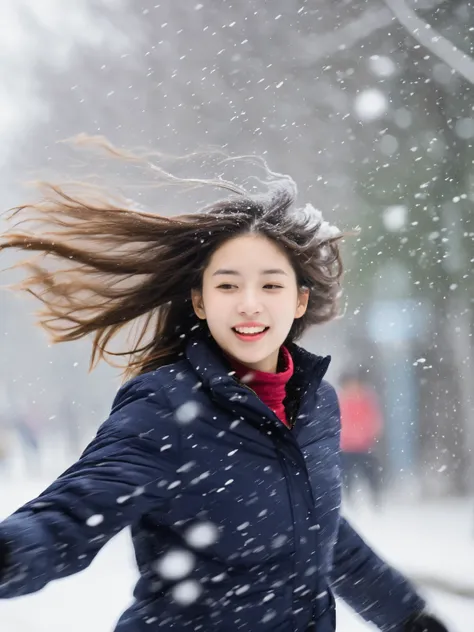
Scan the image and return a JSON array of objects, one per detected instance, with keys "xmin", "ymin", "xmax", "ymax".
[{"xmin": 185, "ymin": 329, "xmax": 331, "ymax": 401}]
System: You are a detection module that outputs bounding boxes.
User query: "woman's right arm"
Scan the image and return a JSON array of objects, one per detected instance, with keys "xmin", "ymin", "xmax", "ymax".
[{"xmin": 0, "ymin": 377, "xmax": 181, "ymax": 598}]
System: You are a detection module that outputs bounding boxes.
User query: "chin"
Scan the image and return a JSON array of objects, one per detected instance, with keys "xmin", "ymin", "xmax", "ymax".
[
  {"xmin": 233, "ymin": 346, "xmax": 276, "ymax": 367},
  {"xmin": 235, "ymin": 352, "xmax": 266, "ymax": 366},
  {"xmin": 222, "ymin": 344, "xmax": 261, "ymax": 364}
]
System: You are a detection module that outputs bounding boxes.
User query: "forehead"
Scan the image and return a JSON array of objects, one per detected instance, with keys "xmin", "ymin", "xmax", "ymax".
[{"xmin": 207, "ymin": 234, "xmax": 292, "ymax": 270}]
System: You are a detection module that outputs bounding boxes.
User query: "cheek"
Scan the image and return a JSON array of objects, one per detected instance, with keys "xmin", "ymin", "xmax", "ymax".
[
  {"xmin": 266, "ymin": 304, "xmax": 296, "ymax": 335},
  {"xmin": 278, "ymin": 293, "xmax": 300, "ymax": 318},
  {"xmin": 202, "ymin": 289, "xmax": 228, "ymax": 321},
  {"xmin": 200, "ymin": 282, "xmax": 216, "ymax": 308}
]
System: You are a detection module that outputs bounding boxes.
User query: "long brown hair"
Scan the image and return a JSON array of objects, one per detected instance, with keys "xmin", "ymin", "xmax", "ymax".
[{"xmin": 1, "ymin": 137, "xmax": 344, "ymax": 379}]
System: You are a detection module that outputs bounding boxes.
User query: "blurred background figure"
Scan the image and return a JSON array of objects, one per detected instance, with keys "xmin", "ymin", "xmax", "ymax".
[
  {"xmin": 338, "ymin": 369, "xmax": 384, "ymax": 506},
  {"xmin": 0, "ymin": 416, "xmax": 10, "ymax": 477},
  {"xmin": 12, "ymin": 403, "xmax": 44, "ymax": 478},
  {"xmin": 56, "ymin": 396, "xmax": 82, "ymax": 459}
]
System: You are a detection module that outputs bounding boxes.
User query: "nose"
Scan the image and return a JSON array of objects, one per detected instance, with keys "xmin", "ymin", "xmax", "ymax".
[{"xmin": 237, "ymin": 288, "xmax": 263, "ymax": 316}]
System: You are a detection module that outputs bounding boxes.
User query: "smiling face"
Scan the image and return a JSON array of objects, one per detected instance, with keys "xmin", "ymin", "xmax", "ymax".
[{"xmin": 191, "ymin": 233, "xmax": 309, "ymax": 373}]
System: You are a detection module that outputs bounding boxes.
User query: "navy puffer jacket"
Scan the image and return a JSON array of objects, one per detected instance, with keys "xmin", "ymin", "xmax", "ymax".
[{"xmin": 0, "ymin": 334, "xmax": 424, "ymax": 631}]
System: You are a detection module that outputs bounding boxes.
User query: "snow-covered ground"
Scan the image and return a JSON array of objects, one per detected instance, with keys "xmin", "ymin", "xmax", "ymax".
[{"xmin": 0, "ymin": 475, "xmax": 472, "ymax": 631}]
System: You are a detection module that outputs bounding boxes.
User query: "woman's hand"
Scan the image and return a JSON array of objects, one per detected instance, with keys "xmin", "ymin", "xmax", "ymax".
[
  {"xmin": 404, "ymin": 611, "xmax": 449, "ymax": 632},
  {"xmin": 0, "ymin": 538, "xmax": 9, "ymax": 578}
]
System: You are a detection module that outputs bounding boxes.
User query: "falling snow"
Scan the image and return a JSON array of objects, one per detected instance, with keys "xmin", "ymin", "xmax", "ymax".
[
  {"xmin": 0, "ymin": 2, "xmax": 473, "ymax": 631},
  {"xmin": 154, "ymin": 549, "xmax": 195, "ymax": 581}
]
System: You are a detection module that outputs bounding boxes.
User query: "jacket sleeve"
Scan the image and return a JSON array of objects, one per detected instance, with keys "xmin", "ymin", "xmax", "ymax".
[
  {"xmin": 0, "ymin": 376, "xmax": 181, "ymax": 598},
  {"xmin": 330, "ymin": 517, "xmax": 425, "ymax": 631}
]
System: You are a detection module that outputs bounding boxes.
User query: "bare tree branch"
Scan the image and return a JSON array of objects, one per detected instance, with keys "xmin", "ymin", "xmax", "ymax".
[
  {"xmin": 295, "ymin": 0, "xmax": 451, "ymax": 68},
  {"xmin": 296, "ymin": 6, "xmax": 395, "ymax": 67},
  {"xmin": 383, "ymin": 0, "xmax": 474, "ymax": 84}
]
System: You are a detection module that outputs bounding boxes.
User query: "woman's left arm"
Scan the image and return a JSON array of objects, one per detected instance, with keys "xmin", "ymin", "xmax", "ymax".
[{"xmin": 330, "ymin": 518, "xmax": 448, "ymax": 631}]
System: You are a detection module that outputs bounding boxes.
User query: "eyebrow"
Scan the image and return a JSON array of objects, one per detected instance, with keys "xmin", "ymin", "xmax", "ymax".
[{"xmin": 212, "ymin": 268, "xmax": 288, "ymax": 276}]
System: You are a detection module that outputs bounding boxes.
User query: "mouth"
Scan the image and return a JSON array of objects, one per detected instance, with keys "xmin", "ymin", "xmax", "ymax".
[{"xmin": 232, "ymin": 326, "xmax": 270, "ymax": 342}]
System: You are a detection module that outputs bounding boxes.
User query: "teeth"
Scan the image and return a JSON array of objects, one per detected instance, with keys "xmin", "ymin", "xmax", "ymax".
[{"xmin": 234, "ymin": 326, "xmax": 266, "ymax": 334}]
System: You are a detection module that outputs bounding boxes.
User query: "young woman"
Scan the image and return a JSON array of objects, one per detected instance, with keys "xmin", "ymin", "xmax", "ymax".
[{"xmin": 0, "ymin": 151, "xmax": 448, "ymax": 631}]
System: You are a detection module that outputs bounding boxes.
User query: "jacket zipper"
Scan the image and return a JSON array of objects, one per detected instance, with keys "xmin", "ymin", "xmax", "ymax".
[
  {"xmin": 236, "ymin": 379, "xmax": 320, "ymax": 630},
  {"xmin": 236, "ymin": 380, "xmax": 296, "ymax": 429}
]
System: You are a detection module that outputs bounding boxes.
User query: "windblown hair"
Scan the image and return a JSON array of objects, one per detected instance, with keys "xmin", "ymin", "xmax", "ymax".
[{"xmin": 0, "ymin": 137, "xmax": 344, "ymax": 378}]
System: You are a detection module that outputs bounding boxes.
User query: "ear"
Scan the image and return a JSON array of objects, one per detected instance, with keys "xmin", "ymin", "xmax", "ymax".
[
  {"xmin": 191, "ymin": 288, "xmax": 206, "ymax": 320},
  {"xmin": 294, "ymin": 286, "xmax": 309, "ymax": 319}
]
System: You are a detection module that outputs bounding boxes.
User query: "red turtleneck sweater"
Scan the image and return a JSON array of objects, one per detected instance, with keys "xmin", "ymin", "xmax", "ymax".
[{"xmin": 230, "ymin": 347, "xmax": 294, "ymax": 427}]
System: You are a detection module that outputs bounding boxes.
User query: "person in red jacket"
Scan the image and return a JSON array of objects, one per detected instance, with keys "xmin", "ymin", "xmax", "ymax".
[{"xmin": 338, "ymin": 369, "xmax": 384, "ymax": 505}]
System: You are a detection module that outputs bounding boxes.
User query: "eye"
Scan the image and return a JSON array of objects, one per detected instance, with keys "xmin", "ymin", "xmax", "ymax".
[
  {"xmin": 217, "ymin": 283, "xmax": 236, "ymax": 290},
  {"xmin": 264, "ymin": 284, "xmax": 284, "ymax": 290}
]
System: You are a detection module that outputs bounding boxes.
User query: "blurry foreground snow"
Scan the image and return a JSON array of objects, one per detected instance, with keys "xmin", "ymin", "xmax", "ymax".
[{"xmin": 0, "ymin": 472, "xmax": 472, "ymax": 631}]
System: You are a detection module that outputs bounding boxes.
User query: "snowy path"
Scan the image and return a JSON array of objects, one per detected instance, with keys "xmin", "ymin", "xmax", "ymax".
[{"xmin": 0, "ymin": 478, "xmax": 472, "ymax": 631}]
